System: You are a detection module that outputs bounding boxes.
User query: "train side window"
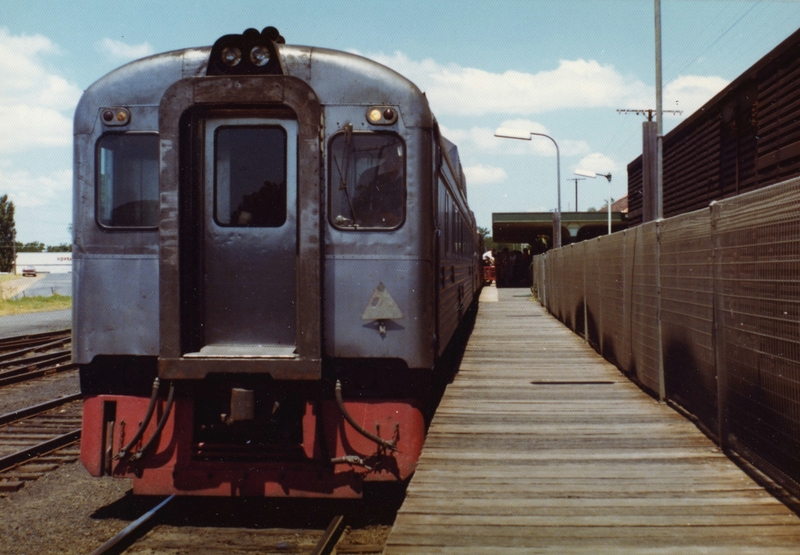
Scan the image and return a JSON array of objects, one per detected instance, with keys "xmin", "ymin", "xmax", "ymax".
[
  {"xmin": 214, "ymin": 126, "xmax": 287, "ymax": 227},
  {"xmin": 329, "ymin": 132, "xmax": 405, "ymax": 229},
  {"xmin": 96, "ymin": 134, "xmax": 159, "ymax": 228}
]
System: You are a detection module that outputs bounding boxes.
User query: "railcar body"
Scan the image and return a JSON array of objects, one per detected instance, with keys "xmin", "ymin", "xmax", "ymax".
[{"xmin": 74, "ymin": 28, "xmax": 480, "ymax": 497}]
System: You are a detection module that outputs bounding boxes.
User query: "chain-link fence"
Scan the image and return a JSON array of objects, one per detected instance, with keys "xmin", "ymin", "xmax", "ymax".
[{"xmin": 533, "ymin": 175, "xmax": 800, "ymax": 494}]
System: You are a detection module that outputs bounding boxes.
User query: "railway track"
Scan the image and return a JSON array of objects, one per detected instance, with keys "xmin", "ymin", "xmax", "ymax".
[
  {"xmin": 91, "ymin": 503, "xmax": 361, "ymax": 555},
  {"xmin": 0, "ymin": 329, "xmax": 75, "ymax": 387},
  {"xmin": 88, "ymin": 494, "xmax": 394, "ymax": 555},
  {"xmin": 0, "ymin": 328, "xmax": 70, "ymax": 354},
  {"xmin": 0, "ymin": 394, "xmax": 82, "ymax": 493}
]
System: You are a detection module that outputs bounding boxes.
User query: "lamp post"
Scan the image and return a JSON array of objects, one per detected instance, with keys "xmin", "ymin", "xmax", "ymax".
[
  {"xmin": 574, "ymin": 169, "xmax": 612, "ymax": 234},
  {"xmin": 494, "ymin": 128, "xmax": 561, "ymax": 248}
]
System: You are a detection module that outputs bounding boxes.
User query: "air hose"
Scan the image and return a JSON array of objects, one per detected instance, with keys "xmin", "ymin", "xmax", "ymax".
[
  {"xmin": 114, "ymin": 377, "xmax": 160, "ymax": 460},
  {"xmin": 334, "ymin": 380, "xmax": 397, "ymax": 452},
  {"xmin": 131, "ymin": 382, "xmax": 176, "ymax": 461}
]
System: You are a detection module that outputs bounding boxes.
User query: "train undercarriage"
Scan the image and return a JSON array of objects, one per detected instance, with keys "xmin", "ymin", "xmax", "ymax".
[{"xmin": 80, "ymin": 359, "xmax": 434, "ymax": 497}]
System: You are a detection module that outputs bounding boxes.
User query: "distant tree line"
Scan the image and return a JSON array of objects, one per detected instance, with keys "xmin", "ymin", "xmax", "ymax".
[{"xmin": 15, "ymin": 242, "xmax": 72, "ymax": 252}]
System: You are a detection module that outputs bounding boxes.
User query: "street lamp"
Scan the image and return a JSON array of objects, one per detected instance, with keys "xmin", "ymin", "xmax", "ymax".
[
  {"xmin": 494, "ymin": 128, "xmax": 562, "ymax": 248},
  {"xmin": 574, "ymin": 169, "xmax": 612, "ymax": 234}
]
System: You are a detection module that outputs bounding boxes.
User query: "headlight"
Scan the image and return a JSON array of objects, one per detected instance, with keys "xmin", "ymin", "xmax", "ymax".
[
  {"xmin": 207, "ymin": 27, "xmax": 285, "ymax": 76},
  {"xmin": 221, "ymin": 46, "xmax": 242, "ymax": 67},
  {"xmin": 249, "ymin": 45, "xmax": 270, "ymax": 66}
]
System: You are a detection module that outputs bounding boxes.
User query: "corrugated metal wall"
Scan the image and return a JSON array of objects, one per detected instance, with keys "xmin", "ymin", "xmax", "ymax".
[
  {"xmin": 628, "ymin": 28, "xmax": 800, "ymax": 224},
  {"xmin": 533, "ymin": 176, "xmax": 800, "ymax": 493}
]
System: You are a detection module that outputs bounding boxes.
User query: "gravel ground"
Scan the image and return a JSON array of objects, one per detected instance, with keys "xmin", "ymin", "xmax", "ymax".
[
  {"xmin": 0, "ymin": 365, "xmax": 135, "ymax": 555},
  {"xmin": 0, "ymin": 461, "xmax": 136, "ymax": 555},
  {"xmin": 124, "ymin": 497, "xmax": 394, "ymax": 555},
  {"xmin": 126, "ymin": 523, "xmax": 390, "ymax": 554},
  {"xmin": 0, "ymin": 464, "xmax": 395, "ymax": 555},
  {"xmin": 0, "ymin": 372, "xmax": 80, "ymax": 415}
]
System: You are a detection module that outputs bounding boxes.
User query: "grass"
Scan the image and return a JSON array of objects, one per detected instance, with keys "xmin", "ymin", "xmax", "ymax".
[{"xmin": 0, "ymin": 293, "xmax": 72, "ymax": 316}]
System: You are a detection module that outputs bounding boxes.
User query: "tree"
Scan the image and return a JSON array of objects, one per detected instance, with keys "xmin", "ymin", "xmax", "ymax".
[
  {"xmin": 47, "ymin": 244, "xmax": 72, "ymax": 252},
  {"xmin": 16, "ymin": 241, "xmax": 45, "ymax": 253},
  {"xmin": 477, "ymin": 226, "xmax": 494, "ymax": 251},
  {"xmin": 0, "ymin": 195, "xmax": 15, "ymax": 273}
]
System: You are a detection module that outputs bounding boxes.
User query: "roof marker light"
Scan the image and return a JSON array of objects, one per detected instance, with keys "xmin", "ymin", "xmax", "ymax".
[
  {"xmin": 365, "ymin": 106, "xmax": 398, "ymax": 125},
  {"xmin": 101, "ymin": 107, "xmax": 131, "ymax": 126}
]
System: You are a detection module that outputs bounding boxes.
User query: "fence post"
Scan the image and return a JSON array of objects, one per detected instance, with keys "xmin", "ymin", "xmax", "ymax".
[
  {"xmin": 710, "ymin": 201, "xmax": 729, "ymax": 450},
  {"xmin": 656, "ymin": 220, "xmax": 665, "ymax": 401},
  {"xmin": 541, "ymin": 253, "xmax": 547, "ymax": 309},
  {"xmin": 583, "ymin": 242, "xmax": 588, "ymax": 342},
  {"xmin": 597, "ymin": 237, "xmax": 604, "ymax": 357}
]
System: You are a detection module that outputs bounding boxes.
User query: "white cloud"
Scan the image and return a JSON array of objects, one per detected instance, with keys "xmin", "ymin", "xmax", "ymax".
[
  {"xmin": 360, "ymin": 49, "xmax": 730, "ymax": 126},
  {"xmin": 574, "ymin": 153, "xmax": 620, "ymax": 175},
  {"xmin": 0, "ymin": 106, "xmax": 73, "ymax": 151},
  {"xmin": 0, "ymin": 28, "xmax": 81, "ymax": 153},
  {"xmin": 442, "ymin": 121, "xmax": 590, "ymax": 158},
  {"xmin": 0, "ymin": 167, "xmax": 72, "ymax": 208},
  {"xmin": 361, "ymin": 51, "xmax": 652, "ymax": 116},
  {"xmin": 96, "ymin": 37, "xmax": 154, "ymax": 61},
  {"xmin": 664, "ymin": 75, "xmax": 730, "ymax": 118},
  {"xmin": 464, "ymin": 164, "xmax": 507, "ymax": 185}
]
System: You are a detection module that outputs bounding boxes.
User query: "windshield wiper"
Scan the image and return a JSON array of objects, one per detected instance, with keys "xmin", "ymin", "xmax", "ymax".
[{"xmin": 333, "ymin": 123, "xmax": 358, "ymax": 227}]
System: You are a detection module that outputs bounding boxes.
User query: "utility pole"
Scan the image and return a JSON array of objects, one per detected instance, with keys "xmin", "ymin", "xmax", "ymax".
[
  {"xmin": 618, "ymin": 108, "xmax": 681, "ymax": 222},
  {"xmin": 566, "ymin": 178, "xmax": 585, "ymax": 211}
]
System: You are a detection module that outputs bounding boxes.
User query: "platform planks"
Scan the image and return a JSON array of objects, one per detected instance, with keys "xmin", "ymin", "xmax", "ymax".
[{"xmin": 383, "ymin": 286, "xmax": 800, "ymax": 554}]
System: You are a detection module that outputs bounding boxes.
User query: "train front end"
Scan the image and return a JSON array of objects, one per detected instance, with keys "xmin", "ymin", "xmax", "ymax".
[{"xmin": 75, "ymin": 28, "xmax": 432, "ymax": 497}]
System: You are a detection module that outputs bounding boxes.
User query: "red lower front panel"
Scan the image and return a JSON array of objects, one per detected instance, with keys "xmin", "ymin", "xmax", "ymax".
[{"xmin": 81, "ymin": 394, "xmax": 424, "ymax": 497}]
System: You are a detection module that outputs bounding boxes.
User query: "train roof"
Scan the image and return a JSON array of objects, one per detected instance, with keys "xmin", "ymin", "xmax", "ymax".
[{"xmin": 75, "ymin": 42, "xmax": 433, "ymax": 133}]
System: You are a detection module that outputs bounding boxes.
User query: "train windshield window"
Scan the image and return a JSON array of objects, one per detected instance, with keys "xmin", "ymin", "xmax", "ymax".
[
  {"xmin": 329, "ymin": 132, "xmax": 405, "ymax": 229},
  {"xmin": 96, "ymin": 134, "xmax": 159, "ymax": 228},
  {"xmin": 214, "ymin": 126, "xmax": 287, "ymax": 227}
]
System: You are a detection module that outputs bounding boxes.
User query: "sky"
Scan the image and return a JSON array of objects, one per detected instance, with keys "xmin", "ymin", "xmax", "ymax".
[{"xmin": 2, "ymin": 0, "xmax": 800, "ymax": 245}]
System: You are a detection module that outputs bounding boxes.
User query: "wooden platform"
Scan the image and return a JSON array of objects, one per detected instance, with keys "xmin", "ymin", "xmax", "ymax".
[{"xmin": 383, "ymin": 286, "xmax": 800, "ymax": 554}]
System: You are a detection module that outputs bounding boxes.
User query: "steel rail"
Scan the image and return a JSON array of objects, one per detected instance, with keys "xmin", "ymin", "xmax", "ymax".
[
  {"xmin": 89, "ymin": 495, "xmax": 176, "ymax": 555},
  {"xmin": 311, "ymin": 515, "xmax": 346, "ymax": 555},
  {"xmin": 0, "ymin": 347, "xmax": 71, "ymax": 368},
  {"xmin": 0, "ymin": 338, "xmax": 71, "ymax": 364},
  {"xmin": 0, "ymin": 393, "xmax": 82, "ymax": 426},
  {"xmin": 0, "ymin": 362, "xmax": 76, "ymax": 388},
  {"xmin": 0, "ymin": 328, "xmax": 70, "ymax": 351},
  {"xmin": 0, "ymin": 348, "xmax": 71, "ymax": 373},
  {"xmin": 0, "ymin": 428, "xmax": 81, "ymax": 472}
]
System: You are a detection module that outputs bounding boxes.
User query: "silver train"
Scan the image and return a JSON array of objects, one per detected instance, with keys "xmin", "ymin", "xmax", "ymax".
[{"xmin": 74, "ymin": 27, "xmax": 481, "ymax": 497}]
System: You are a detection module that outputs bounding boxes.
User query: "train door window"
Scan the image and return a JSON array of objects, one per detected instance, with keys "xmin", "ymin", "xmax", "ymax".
[
  {"xmin": 214, "ymin": 126, "xmax": 287, "ymax": 227},
  {"xmin": 329, "ymin": 132, "xmax": 405, "ymax": 229},
  {"xmin": 96, "ymin": 134, "xmax": 159, "ymax": 228}
]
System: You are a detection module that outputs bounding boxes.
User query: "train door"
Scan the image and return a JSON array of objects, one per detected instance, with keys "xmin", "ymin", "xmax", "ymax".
[
  {"xmin": 158, "ymin": 76, "xmax": 321, "ymax": 380},
  {"xmin": 198, "ymin": 117, "xmax": 298, "ymax": 356}
]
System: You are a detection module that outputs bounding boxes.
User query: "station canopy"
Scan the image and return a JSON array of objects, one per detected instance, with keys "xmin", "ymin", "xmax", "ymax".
[{"xmin": 492, "ymin": 212, "xmax": 628, "ymax": 254}]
